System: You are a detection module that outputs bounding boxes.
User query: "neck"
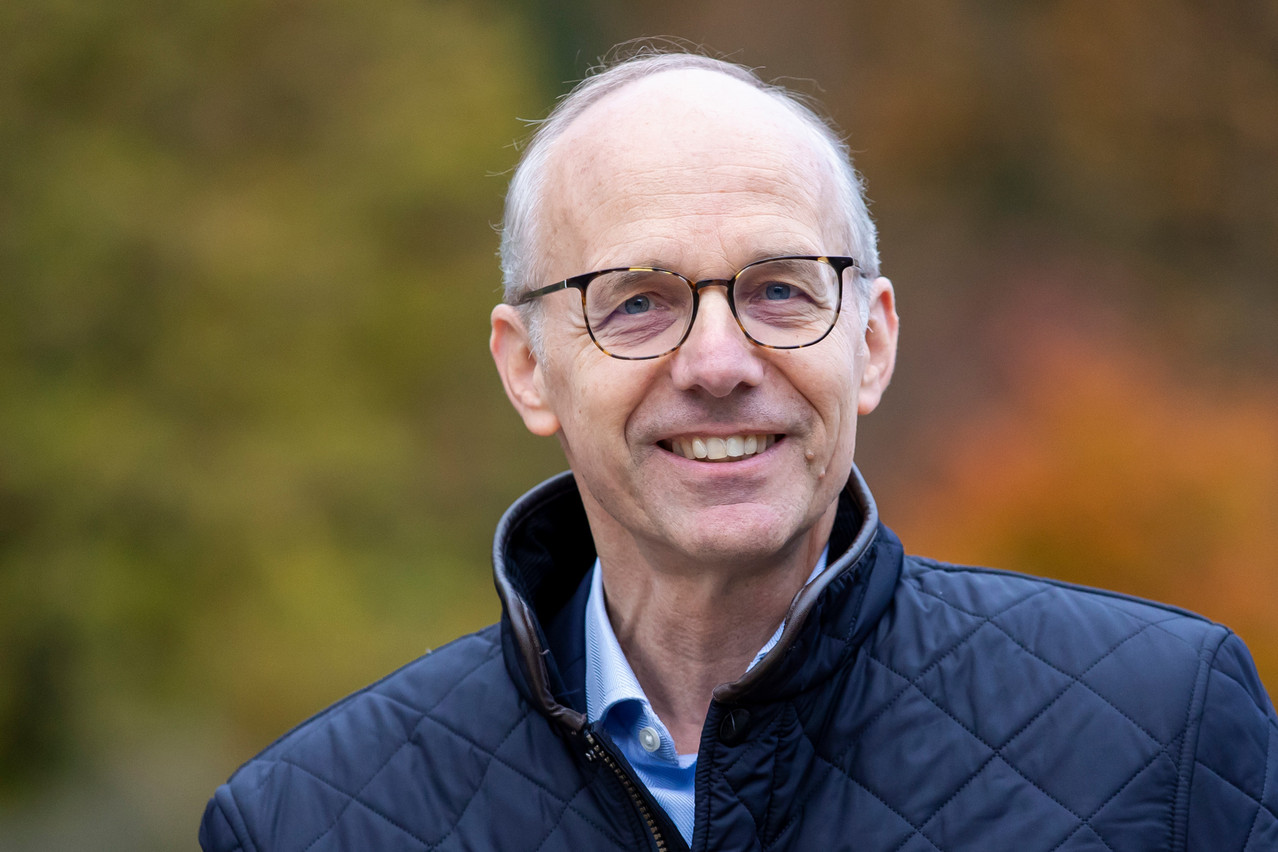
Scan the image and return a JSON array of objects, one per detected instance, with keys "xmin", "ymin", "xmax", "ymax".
[{"xmin": 594, "ymin": 510, "xmax": 835, "ymax": 754}]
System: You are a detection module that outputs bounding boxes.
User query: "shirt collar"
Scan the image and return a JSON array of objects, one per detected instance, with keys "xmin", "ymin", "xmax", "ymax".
[
  {"xmin": 584, "ymin": 547, "xmax": 830, "ymax": 727},
  {"xmin": 585, "ymin": 561, "xmax": 650, "ymax": 725}
]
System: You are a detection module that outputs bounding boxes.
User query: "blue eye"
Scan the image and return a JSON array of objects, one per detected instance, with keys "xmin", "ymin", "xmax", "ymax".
[
  {"xmin": 623, "ymin": 295, "xmax": 651, "ymax": 314},
  {"xmin": 764, "ymin": 283, "xmax": 792, "ymax": 300}
]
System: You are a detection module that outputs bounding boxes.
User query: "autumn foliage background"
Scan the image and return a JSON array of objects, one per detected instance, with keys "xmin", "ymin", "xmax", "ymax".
[{"xmin": 1, "ymin": 2, "xmax": 1275, "ymax": 849}]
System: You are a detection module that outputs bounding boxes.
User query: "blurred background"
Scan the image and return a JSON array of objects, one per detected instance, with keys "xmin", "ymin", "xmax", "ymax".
[{"xmin": 1, "ymin": 1, "xmax": 1275, "ymax": 848}]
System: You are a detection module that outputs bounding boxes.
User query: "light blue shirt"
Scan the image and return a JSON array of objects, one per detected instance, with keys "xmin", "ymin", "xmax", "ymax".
[{"xmin": 583, "ymin": 550, "xmax": 828, "ymax": 845}]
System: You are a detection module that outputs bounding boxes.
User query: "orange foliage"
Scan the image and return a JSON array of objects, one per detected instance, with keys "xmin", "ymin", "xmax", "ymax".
[{"xmin": 891, "ymin": 305, "xmax": 1278, "ymax": 694}]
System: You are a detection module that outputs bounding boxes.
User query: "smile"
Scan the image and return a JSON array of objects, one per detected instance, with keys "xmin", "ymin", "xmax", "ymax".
[{"xmin": 662, "ymin": 434, "xmax": 779, "ymax": 462}]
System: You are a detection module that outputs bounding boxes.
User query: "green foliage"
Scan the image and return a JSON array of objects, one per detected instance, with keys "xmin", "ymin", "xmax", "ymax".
[{"xmin": 0, "ymin": 0, "xmax": 560, "ymax": 808}]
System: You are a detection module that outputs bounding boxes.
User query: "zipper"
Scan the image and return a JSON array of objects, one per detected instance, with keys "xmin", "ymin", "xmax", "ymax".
[{"xmin": 583, "ymin": 730, "xmax": 669, "ymax": 852}]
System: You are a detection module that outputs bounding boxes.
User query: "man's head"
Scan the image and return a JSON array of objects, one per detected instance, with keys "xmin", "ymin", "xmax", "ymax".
[
  {"xmin": 491, "ymin": 50, "xmax": 898, "ymax": 574},
  {"xmin": 500, "ymin": 52, "xmax": 882, "ymax": 354}
]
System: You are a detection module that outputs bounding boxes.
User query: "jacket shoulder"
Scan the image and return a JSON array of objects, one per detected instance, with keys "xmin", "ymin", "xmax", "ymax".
[
  {"xmin": 896, "ymin": 555, "xmax": 1233, "ymax": 667},
  {"xmin": 875, "ymin": 556, "xmax": 1238, "ymax": 756},
  {"xmin": 840, "ymin": 556, "xmax": 1277, "ymax": 848},
  {"xmin": 888, "ymin": 558, "xmax": 1278, "ymax": 848},
  {"xmin": 201, "ymin": 624, "xmax": 528, "ymax": 851}
]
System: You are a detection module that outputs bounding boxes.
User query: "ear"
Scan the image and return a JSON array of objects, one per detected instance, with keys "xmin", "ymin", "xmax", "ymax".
[
  {"xmin": 490, "ymin": 304, "xmax": 561, "ymax": 437},
  {"xmin": 857, "ymin": 277, "xmax": 899, "ymax": 415}
]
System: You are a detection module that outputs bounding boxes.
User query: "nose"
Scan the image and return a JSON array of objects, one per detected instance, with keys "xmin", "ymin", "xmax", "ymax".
[{"xmin": 669, "ymin": 286, "xmax": 765, "ymax": 397}]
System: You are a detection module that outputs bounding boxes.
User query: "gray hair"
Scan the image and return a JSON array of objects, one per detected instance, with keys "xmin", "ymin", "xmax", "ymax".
[{"xmin": 499, "ymin": 48, "xmax": 880, "ymax": 350}]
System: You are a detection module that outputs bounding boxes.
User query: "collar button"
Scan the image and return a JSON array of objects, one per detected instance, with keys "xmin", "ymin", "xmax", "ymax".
[{"xmin": 638, "ymin": 726, "xmax": 661, "ymax": 753}]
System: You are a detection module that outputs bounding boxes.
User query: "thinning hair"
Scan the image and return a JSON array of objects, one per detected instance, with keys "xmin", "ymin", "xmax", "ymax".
[{"xmin": 499, "ymin": 47, "xmax": 880, "ymax": 350}]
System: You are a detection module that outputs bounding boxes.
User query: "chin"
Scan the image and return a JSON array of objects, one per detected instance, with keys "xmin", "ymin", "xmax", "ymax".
[{"xmin": 662, "ymin": 506, "xmax": 812, "ymax": 566}]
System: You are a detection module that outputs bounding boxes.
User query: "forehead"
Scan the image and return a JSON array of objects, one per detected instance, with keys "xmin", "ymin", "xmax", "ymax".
[{"xmin": 540, "ymin": 70, "xmax": 842, "ymax": 278}]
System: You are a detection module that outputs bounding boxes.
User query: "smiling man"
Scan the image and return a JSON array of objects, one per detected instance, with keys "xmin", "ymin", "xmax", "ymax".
[{"xmin": 201, "ymin": 50, "xmax": 1277, "ymax": 852}]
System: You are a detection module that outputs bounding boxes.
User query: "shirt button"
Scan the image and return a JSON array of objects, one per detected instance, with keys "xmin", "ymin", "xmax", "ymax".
[{"xmin": 638, "ymin": 726, "xmax": 661, "ymax": 753}]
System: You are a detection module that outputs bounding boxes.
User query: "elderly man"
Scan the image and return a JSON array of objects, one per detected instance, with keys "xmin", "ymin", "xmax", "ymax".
[{"xmin": 201, "ymin": 51, "xmax": 1277, "ymax": 851}]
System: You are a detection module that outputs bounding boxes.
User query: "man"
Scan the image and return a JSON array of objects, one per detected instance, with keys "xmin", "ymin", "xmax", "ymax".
[{"xmin": 201, "ymin": 50, "xmax": 1277, "ymax": 851}]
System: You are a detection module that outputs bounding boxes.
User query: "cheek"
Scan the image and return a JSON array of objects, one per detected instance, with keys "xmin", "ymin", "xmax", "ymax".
[
  {"xmin": 796, "ymin": 347, "xmax": 863, "ymax": 451},
  {"xmin": 545, "ymin": 356, "xmax": 644, "ymax": 451},
  {"xmin": 804, "ymin": 331, "xmax": 862, "ymax": 401}
]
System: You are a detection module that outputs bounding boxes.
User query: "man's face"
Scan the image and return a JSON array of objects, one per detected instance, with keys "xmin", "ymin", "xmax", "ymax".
[{"xmin": 493, "ymin": 70, "xmax": 896, "ymax": 572}]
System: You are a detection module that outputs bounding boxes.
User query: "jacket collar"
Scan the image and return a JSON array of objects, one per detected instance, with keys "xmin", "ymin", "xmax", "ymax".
[{"xmin": 492, "ymin": 468, "xmax": 903, "ymax": 733}]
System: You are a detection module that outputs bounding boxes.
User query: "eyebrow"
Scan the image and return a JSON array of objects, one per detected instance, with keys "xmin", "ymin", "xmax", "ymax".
[
  {"xmin": 623, "ymin": 250, "xmax": 821, "ymax": 276},
  {"xmin": 609, "ymin": 268, "xmax": 669, "ymax": 283},
  {"xmin": 747, "ymin": 248, "xmax": 816, "ymax": 263}
]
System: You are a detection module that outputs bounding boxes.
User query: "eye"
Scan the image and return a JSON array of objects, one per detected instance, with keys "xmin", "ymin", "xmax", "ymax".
[
  {"xmin": 623, "ymin": 294, "xmax": 651, "ymax": 314},
  {"xmin": 764, "ymin": 282, "xmax": 793, "ymax": 300}
]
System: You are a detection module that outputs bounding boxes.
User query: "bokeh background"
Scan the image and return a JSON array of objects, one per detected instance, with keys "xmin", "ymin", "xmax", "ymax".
[{"xmin": 2, "ymin": 1, "xmax": 1275, "ymax": 848}]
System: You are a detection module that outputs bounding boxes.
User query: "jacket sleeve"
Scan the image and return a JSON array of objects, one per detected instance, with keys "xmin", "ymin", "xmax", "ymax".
[
  {"xmin": 1185, "ymin": 632, "xmax": 1278, "ymax": 851},
  {"xmin": 200, "ymin": 786, "xmax": 255, "ymax": 852}
]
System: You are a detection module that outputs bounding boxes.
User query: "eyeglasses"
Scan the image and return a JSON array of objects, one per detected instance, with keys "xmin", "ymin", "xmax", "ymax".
[{"xmin": 516, "ymin": 255, "xmax": 858, "ymax": 360}]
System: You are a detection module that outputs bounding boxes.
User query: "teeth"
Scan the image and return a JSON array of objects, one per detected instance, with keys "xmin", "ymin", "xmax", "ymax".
[{"xmin": 667, "ymin": 434, "xmax": 777, "ymax": 462}]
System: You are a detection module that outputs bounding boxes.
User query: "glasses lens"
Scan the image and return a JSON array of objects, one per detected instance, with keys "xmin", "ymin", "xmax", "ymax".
[
  {"xmin": 733, "ymin": 258, "xmax": 841, "ymax": 347},
  {"xmin": 584, "ymin": 269, "xmax": 693, "ymax": 358}
]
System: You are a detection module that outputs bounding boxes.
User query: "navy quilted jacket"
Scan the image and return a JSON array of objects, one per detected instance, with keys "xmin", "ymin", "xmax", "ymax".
[{"xmin": 201, "ymin": 471, "xmax": 1278, "ymax": 851}]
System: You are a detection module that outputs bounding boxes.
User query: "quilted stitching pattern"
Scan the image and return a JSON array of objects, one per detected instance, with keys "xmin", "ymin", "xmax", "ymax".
[
  {"xmin": 209, "ymin": 627, "xmax": 641, "ymax": 852},
  {"xmin": 1187, "ymin": 634, "xmax": 1278, "ymax": 850},
  {"xmin": 703, "ymin": 558, "xmax": 1278, "ymax": 851},
  {"xmin": 204, "ymin": 552, "xmax": 1278, "ymax": 851}
]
